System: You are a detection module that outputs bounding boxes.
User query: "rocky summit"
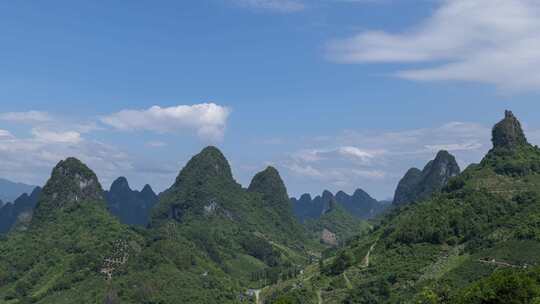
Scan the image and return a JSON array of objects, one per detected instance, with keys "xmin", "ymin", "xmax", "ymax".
[
  {"xmin": 492, "ymin": 110, "xmax": 528, "ymax": 150},
  {"xmin": 33, "ymin": 157, "xmax": 104, "ymax": 221},
  {"xmin": 393, "ymin": 150, "xmax": 461, "ymax": 205}
]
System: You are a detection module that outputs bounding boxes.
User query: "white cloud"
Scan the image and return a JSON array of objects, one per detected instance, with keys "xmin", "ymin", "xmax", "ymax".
[
  {"xmin": 233, "ymin": 0, "xmax": 305, "ymax": 12},
  {"xmin": 145, "ymin": 141, "xmax": 167, "ymax": 148},
  {"xmin": 0, "ymin": 130, "xmax": 14, "ymax": 139},
  {"xmin": 0, "ymin": 129, "xmax": 132, "ymax": 187},
  {"xmin": 337, "ymin": 146, "xmax": 382, "ymax": 162},
  {"xmin": 293, "ymin": 146, "xmax": 384, "ymax": 164},
  {"xmin": 285, "ymin": 163, "xmax": 324, "ymax": 178},
  {"xmin": 101, "ymin": 103, "xmax": 231, "ymax": 141},
  {"xmin": 31, "ymin": 128, "xmax": 82, "ymax": 144},
  {"xmin": 424, "ymin": 142, "xmax": 483, "ymax": 152},
  {"xmin": 0, "ymin": 111, "xmax": 52, "ymax": 123},
  {"xmin": 281, "ymin": 119, "xmax": 515, "ymax": 198},
  {"xmin": 327, "ymin": 0, "xmax": 540, "ymax": 90}
]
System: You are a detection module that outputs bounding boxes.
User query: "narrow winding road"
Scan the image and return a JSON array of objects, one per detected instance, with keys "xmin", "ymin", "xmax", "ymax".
[
  {"xmin": 362, "ymin": 241, "xmax": 377, "ymax": 268},
  {"xmin": 254, "ymin": 289, "xmax": 261, "ymax": 304}
]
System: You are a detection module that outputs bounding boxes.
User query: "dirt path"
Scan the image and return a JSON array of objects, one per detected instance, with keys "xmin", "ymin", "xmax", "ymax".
[
  {"xmin": 343, "ymin": 273, "xmax": 352, "ymax": 290},
  {"xmin": 477, "ymin": 258, "xmax": 522, "ymax": 268},
  {"xmin": 362, "ymin": 241, "xmax": 377, "ymax": 268},
  {"xmin": 255, "ymin": 289, "xmax": 261, "ymax": 304},
  {"xmin": 316, "ymin": 289, "xmax": 323, "ymax": 304}
]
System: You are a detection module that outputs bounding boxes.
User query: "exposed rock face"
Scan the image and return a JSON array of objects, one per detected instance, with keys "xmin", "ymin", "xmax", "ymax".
[
  {"xmin": 33, "ymin": 158, "xmax": 104, "ymax": 221},
  {"xmin": 492, "ymin": 110, "xmax": 528, "ymax": 149},
  {"xmin": 292, "ymin": 188, "xmax": 386, "ymax": 221},
  {"xmin": 321, "ymin": 228, "xmax": 338, "ymax": 246},
  {"xmin": 393, "ymin": 168, "xmax": 422, "ymax": 206},
  {"xmin": 482, "ymin": 111, "xmax": 540, "ymax": 176},
  {"xmin": 105, "ymin": 177, "xmax": 158, "ymax": 226},
  {"xmin": 393, "ymin": 150, "xmax": 460, "ymax": 206}
]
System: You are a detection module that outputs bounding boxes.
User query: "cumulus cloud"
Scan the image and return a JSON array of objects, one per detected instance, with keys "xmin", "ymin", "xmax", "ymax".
[
  {"xmin": 101, "ymin": 103, "xmax": 231, "ymax": 141},
  {"xmin": 0, "ymin": 111, "xmax": 52, "ymax": 123},
  {"xmin": 327, "ymin": 0, "xmax": 540, "ymax": 90},
  {"xmin": 233, "ymin": 0, "xmax": 305, "ymax": 12}
]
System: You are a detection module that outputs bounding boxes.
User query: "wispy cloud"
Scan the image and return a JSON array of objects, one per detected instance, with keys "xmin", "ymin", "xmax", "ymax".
[
  {"xmin": 327, "ymin": 0, "xmax": 540, "ymax": 91},
  {"xmin": 101, "ymin": 103, "xmax": 231, "ymax": 141},
  {"xmin": 145, "ymin": 141, "xmax": 167, "ymax": 148},
  {"xmin": 31, "ymin": 128, "xmax": 82, "ymax": 144},
  {"xmin": 280, "ymin": 120, "xmax": 512, "ymax": 198},
  {"xmin": 232, "ymin": 0, "xmax": 305, "ymax": 13},
  {"xmin": 0, "ymin": 129, "xmax": 132, "ymax": 187},
  {"xmin": 0, "ymin": 111, "xmax": 52, "ymax": 123}
]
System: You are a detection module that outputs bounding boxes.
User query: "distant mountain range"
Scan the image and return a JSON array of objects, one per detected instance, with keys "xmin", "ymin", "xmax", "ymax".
[
  {"xmin": 0, "ymin": 178, "xmax": 37, "ymax": 203},
  {"xmin": 291, "ymin": 188, "xmax": 388, "ymax": 221},
  {"xmin": 104, "ymin": 177, "xmax": 158, "ymax": 226},
  {"xmin": 1, "ymin": 111, "xmax": 539, "ymax": 303},
  {"xmin": 0, "ymin": 177, "xmax": 158, "ymax": 233},
  {"xmin": 0, "ymin": 187, "xmax": 42, "ymax": 233}
]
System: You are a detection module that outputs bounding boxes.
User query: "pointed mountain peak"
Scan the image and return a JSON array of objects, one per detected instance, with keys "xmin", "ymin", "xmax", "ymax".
[
  {"xmin": 322, "ymin": 190, "xmax": 334, "ymax": 200},
  {"xmin": 249, "ymin": 166, "xmax": 289, "ymax": 202},
  {"xmin": 30, "ymin": 186, "xmax": 42, "ymax": 198},
  {"xmin": 434, "ymin": 150, "xmax": 453, "ymax": 161},
  {"xmin": 141, "ymin": 184, "xmax": 155, "ymax": 196},
  {"xmin": 299, "ymin": 193, "xmax": 312, "ymax": 201},
  {"xmin": 110, "ymin": 177, "xmax": 131, "ymax": 192},
  {"xmin": 352, "ymin": 188, "xmax": 371, "ymax": 198},
  {"xmin": 492, "ymin": 110, "xmax": 528, "ymax": 149},
  {"xmin": 34, "ymin": 158, "xmax": 104, "ymax": 218},
  {"xmin": 430, "ymin": 150, "xmax": 460, "ymax": 173},
  {"xmin": 173, "ymin": 146, "xmax": 234, "ymax": 188},
  {"xmin": 335, "ymin": 190, "xmax": 347, "ymax": 196}
]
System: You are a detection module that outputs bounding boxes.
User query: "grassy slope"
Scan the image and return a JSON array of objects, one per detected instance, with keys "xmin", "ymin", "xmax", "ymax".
[{"xmin": 263, "ymin": 144, "xmax": 540, "ymax": 303}]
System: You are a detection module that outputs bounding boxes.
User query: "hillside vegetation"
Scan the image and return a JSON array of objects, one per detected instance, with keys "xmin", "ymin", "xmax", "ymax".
[{"xmin": 264, "ymin": 111, "xmax": 540, "ymax": 303}]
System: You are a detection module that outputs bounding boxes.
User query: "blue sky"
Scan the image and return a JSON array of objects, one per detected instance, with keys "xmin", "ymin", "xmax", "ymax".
[{"xmin": 1, "ymin": 0, "xmax": 540, "ymax": 200}]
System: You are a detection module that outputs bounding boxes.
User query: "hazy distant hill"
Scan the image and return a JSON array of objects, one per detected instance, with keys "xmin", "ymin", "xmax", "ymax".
[
  {"xmin": 292, "ymin": 188, "xmax": 387, "ymax": 221},
  {"xmin": 0, "ymin": 187, "xmax": 41, "ymax": 233},
  {"xmin": 0, "ymin": 178, "xmax": 37, "ymax": 203},
  {"xmin": 104, "ymin": 177, "xmax": 158, "ymax": 226}
]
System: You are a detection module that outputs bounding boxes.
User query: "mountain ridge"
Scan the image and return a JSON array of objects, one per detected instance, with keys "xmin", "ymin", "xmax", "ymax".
[{"xmin": 393, "ymin": 150, "xmax": 461, "ymax": 205}]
